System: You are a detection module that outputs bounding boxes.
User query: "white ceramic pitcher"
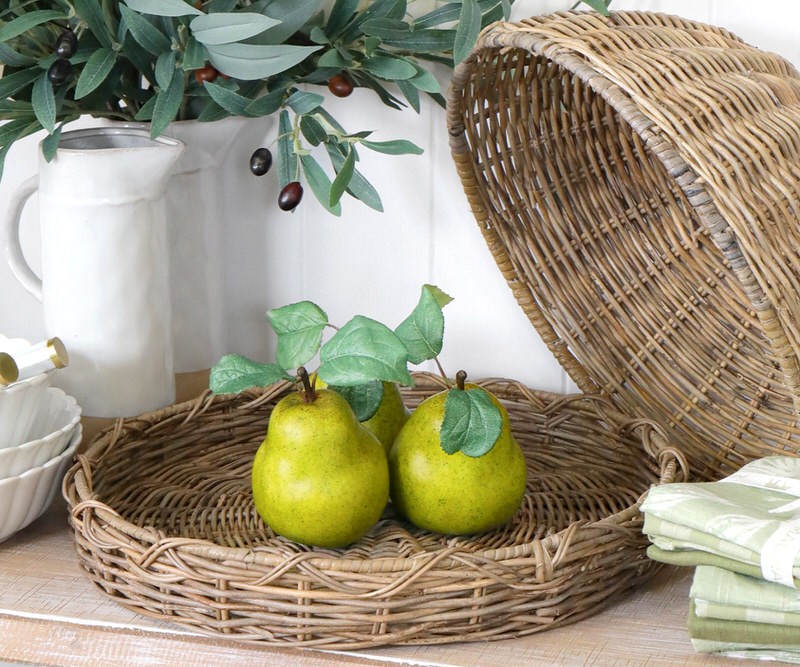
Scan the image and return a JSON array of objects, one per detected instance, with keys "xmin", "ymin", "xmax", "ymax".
[{"xmin": 3, "ymin": 127, "xmax": 184, "ymax": 418}]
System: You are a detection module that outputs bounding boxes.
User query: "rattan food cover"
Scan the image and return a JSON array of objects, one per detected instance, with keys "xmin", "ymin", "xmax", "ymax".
[
  {"xmin": 64, "ymin": 374, "xmax": 681, "ymax": 648},
  {"xmin": 447, "ymin": 11, "xmax": 800, "ymax": 481}
]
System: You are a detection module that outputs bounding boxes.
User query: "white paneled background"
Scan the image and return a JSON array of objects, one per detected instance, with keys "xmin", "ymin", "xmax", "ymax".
[{"xmin": 1, "ymin": 1, "xmax": 797, "ymax": 396}]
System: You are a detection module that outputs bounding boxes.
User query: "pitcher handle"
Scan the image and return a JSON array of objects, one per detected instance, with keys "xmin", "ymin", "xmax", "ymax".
[{"xmin": 3, "ymin": 175, "xmax": 42, "ymax": 301}]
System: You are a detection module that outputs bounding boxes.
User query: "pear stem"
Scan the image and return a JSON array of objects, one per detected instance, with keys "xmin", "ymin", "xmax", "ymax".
[
  {"xmin": 297, "ymin": 366, "xmax": 317, "ymax": 403},
  {"xmin": 456, "ymin": 370, "xmax": 467, "ymax": 391}
]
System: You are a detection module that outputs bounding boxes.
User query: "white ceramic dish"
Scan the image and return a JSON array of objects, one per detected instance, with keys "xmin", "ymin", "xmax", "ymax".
[
  {"xmin": 0, "ymin": 426, "xmax": 81, "ymax": 544},
  {"xmin": 0, "ymin": 388, "xmax": 81, "ymax": 479},
  {"xmin": 0, "ymin": 335, "xmax": 50, "ymax": 449}
]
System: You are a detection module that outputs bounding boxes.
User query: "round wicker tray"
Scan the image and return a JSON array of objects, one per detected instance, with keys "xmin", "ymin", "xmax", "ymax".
[
  {"xmin": 447, "ymin": 11, "xmax": 800, "ymax": 481},
  {"xmin": 63, "ymin": 373, "xmax": 682, "ymax": 648}
]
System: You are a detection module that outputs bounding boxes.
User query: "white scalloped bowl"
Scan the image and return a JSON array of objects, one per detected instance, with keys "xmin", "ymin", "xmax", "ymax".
[
  {"xmin": 0, "ymin": 426, "xmax": 81, "ymax": 543},
  {"xmin": 0, "ymin": 388, "xmax": 82, "ymax": 480},
  {"xmin": 0, "ymin": 335, "xmax": 51, "ymax": 450}
]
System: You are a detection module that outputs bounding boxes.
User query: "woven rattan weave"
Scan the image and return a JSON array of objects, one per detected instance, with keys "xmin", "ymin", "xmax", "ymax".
[
  {"xmin": 64, "ymin": 373, "xmax": 680, "ymax": 648},
  {"xmin": 448, "ymin": 11, "xmax": 800, "ymax": 481}
]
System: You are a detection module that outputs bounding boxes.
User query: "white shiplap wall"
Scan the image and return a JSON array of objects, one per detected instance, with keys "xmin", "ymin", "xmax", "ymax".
[{"xmin": 0, "ymin": 1, "xmax": 796, "ymax": 393}]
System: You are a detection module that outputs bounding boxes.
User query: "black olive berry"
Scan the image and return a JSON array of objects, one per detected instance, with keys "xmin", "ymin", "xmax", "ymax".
[
  {"xmin": 328, "ymin": 73, "xmax": 354, "ymax": 98},
  {"xmin": 249, "ymin": 147, "xmax": 273, "ymax": 177},
  {"xmin": 47, "ymin": 58, "xmax": 72, "ymax": 85},
  {"xmin": 278, "ymin": 182, "xmax": 303, "ymax": 211},
  {"xmin": 55, "ymin": 30, "xmax": 78, "ymax": 59}
]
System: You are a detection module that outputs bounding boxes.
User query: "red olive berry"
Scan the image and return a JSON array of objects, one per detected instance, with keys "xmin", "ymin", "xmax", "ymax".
[
  {"xmin": 278, "ymin": 182, "xmax": 304, "ymax": 211},
  {"xmin": 194, "ymin": 64, "xmax": 219, "ymax": 84},
  {"xmin": 249, "ymin": 148, "xmax": 273, "ymax": 176},
  {"xmin": 55, "ymin": 30, "xmax": 78, "ymax": 59},
  {"xmin": 328, "ymin": 73, "xmax": 354, "ymax": 98},
  {"xmin": 47, "ymin": 58, "xmax": 72, "ymax": 85}
]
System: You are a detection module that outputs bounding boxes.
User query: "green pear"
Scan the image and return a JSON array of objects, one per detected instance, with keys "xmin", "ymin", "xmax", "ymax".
[
  {"xmin": 361, "ymin": 382, "xmax": 410, "ymax": 455},
  {"xmin": 313, "ymin": 375, "xmax": 410, "ymax": 456},
  {"xmin": 389, "ymin": 383, "xmax": 527, "ymax": 536},
  {"xmin": 252, "ymin": 377, "xmax": 389, "ymax": 548}
]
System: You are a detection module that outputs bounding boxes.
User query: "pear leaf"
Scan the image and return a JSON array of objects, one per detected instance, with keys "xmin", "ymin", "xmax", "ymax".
[
  {"xmin": 209, "ymin": 354, "xmax": 291, "ymax": 394},
  {"xmin": 328, "ymin": 380, "xmax": 384, "ymax": 421},
  {"xmin": 395, "ymin": 284, "xmax": 453, "ymax": 364},
  {"xmin": 440, "ymin": 387, "xmax": 503, "ymax": 457},
  {"xmin": 266, "ymin": 300, "xmax": 328, "ymax": 369},
  {"xmin": 318, "ymin": 315, "xmax": 413, "ymax": 387}
]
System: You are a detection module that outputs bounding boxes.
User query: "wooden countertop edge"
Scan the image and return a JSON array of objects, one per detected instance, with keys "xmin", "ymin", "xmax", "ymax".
[{"xmin": 0, "ymin": 613, "xmax": 398, "ymax": 667}]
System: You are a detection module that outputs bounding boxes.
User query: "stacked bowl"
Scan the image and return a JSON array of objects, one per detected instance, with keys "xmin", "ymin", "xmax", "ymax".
[{"xmin": 0, "ymin": 335, "xmax": 81, "ymax": 543}]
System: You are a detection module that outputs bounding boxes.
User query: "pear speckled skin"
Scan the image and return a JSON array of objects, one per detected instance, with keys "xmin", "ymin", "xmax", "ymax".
[
  {"xmin": 252, "ymin": 389, "xmax": 389, "ymax": 548},
  {"xmin": 389, "ymin": 386, "xmax": 527, "ymax": 536},
  {"xmin": 362, "ymin": 382, "xmax": 411, "ymax": 454}
]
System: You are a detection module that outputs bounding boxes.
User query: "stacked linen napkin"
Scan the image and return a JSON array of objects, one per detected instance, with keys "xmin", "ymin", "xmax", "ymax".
[{"xmin": 641, "ymin": 456, "xmax": 800, "ymax": 659}]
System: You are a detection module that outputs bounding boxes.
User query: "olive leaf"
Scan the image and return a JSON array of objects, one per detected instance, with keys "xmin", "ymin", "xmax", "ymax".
[
  {"xmin": 453, "ymin": 0, "xmax": 481, "ymax": 65},
  {"xmin": 395, "ymin": 284, "xmax": 453, "ymax": 364},
  {"xmin": 441, "ymin": 387, "xmax": 503, "ymax": 457},
  {"xmin": 210, "ymin": 354, "xmax": 292, "ymax": 394},
  {"xmin": 327, "ymin": 380, "xmax": 384, "ymax": 421},
  {"xmin": 318, "ymin": 316, "xmax": 413, "ymax": 387},
  {"xmin": 266, "ymin": 300, "xmax": 329, "ymax": 369}
]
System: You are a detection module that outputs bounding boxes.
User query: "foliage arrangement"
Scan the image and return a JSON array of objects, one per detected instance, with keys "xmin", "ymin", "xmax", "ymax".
[
  {"xmin": 0, "ymin": 0, "xmax": 609, "ymax": 213},
  {"xmin": 211, "ymin": 284, "xmax": 505, "ymax": 457}
]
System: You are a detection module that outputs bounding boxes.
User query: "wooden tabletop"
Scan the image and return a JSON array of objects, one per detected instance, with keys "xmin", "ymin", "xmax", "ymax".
[{"xmin": 0, "ymin": 495, "xmax": 758, "ymax": 667}]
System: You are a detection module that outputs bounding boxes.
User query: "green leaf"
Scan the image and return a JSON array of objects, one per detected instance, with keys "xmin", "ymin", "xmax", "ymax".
[
  {"xmin": 300, "ymin": 153, "xmax": 341, "ymax": 216},
  {"xmin": 579, "ymin": 0, "xmax": 612, "ymax": 15},
  {"xmin": 154, "ymin": 50, "xmax": 176, "ymax": 91},
  {"xmin": 394, "ymin": 284, "xmax": 452, "ymax": 364},
  {"xmin": 286, "ymin": 90, "xmax": 324, "ymax": 115},
  {"xmin": 0, "ymin": 68, "xmax": 41, "ymax": 99},
  {"xmin": 209, "ymin": 354, "xmax": 292, "ymax": 394},
  {"xmin": 361, "ymin": 138, "xmax": 423, "ymax": 155},
  {"xmin": 0, "ymin": 43, "xmax": 36, "ymax": 68},
  {"xmin": 134, "ymin": 95, "xmax": 156, "ymax": 120},
  {"xmin": 277, "ymin": 109, "xmax": 296, "ymax": 189},
  {"xmin": 41, "ymin": 121, "xmax": 66, "ymax": 162},
  {"xmin": 251, "ymin": 0, "xmax": 324, "ymax": 45},
  {"xmin": 203, "ymin": 80, "xmax": 252, "ymax": 115},
  {"xmin": 329, "ymin": 145, "xmax": 355, "ymax": 207},
  {"xmin": 75, "ymin": 48, "xmax": 117, "ymax": 99},
  {"xmin": 441, "ymin": 388, "xmax": 503, "ymax": 457},
  {"xmin": 73, "ymin": 0, "xmax": 112, "ymax": 48},
  {"xmin": 362, "ymin": 55, "xmax": 417, "ymax": 80},
  {"xmin": 325, "ymin": 144, "xmax": 383, "ymax": 212},
  {"xmin": 454, "ymin": 0, "xmax": 481, "ymax": 64},
  {"xmin": 189, "ymin": 12, "xmax": 279, "ymax": 46},
  {"xmin": 204, "ymin": 43, "xmax": 320, "ymax": 80},
  {"xmin": 328, "ymin": 381, "xmax": 383, "ymax": 421},
  {"xmin": 317, "ymin": 48, "xmax": 351, "ymax": 69},
  {"xmin": 266, "ymin": 300, "xmax": 329, "ymax": 370},
  {"xmin": 409, "ymin": 67, "xmax": 441, "ymax": 94},
  {"xmin": 124, "ymin": 0, "xmax": 203, "ymax": 17},
  {"xmin": 318, "ymin": 315, "xmax": 413, "ymax": 387},
  {"xmin": 182, "ymin": 36, "xmax": 206, "ymax": 70},
  {"xmin": 382, "ymin": 29, "xmax": 456, "ymax": 54},
  {"xmin": 120, "ymin": 4, "xmax": 171, "ymax": 56},
  {"xmin": 396, "ymin": 79, "xmax": 420, "ymax": 113},
  {"xmin": 0, "ymin": 10, "xmax": 66, "ymax": 42},
  {"xmin": 31, "ymin": 73, "xmax": 56, "ymax": 135},
  {"xmin": 325, "ymin": 0, "xmax": 360, "ymax": 37},
  {"xmin": 299, "ymin": 115, "xmax": 327, "ymax": 146},
  {"xmin": 150, "ymin": 71, "xmax": 184, "ymax": 137},
  {"xmin": 244, "ymin": 88, "xmax": 286, "ymax": 116},
  {"xmin": 361, "ymin": 18, "xmax": 412, "ymax": 40}
]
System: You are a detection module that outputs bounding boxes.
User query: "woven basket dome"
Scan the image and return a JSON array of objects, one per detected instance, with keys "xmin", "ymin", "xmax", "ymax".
[{"xmin": 447, "ymin": 11, "xmax": 800, "ymax": 480}]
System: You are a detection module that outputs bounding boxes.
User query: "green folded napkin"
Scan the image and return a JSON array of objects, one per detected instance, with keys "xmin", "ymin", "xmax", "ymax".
[
  {"xmin": 641, "ymin": 456, "xmax": 800, "ymax": 587},
  {"xmin": 692, "ymin": 638, "xmax": 800, "ymax": 663},
  {"xmin": 689, "ymin": 600, "xmax": 800, "ymax": 645},
  {"xmin": 692, "ymin": 565, "xmax": 800, "ymax": 627}
]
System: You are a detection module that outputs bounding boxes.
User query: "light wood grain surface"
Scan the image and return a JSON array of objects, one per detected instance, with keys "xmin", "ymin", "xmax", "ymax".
[{"xmin": 0, "ymin": 495, "xmax": 761, "ymax": 667}]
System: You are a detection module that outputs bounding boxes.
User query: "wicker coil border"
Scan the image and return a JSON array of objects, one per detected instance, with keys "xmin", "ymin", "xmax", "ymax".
[
  {"xmin": 63, "ymin": 373, "xmax": 683, "ymax": 648},
  {"xmin": 447, "ymin": 11, "xmax": 800, "ymax": 481}
]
